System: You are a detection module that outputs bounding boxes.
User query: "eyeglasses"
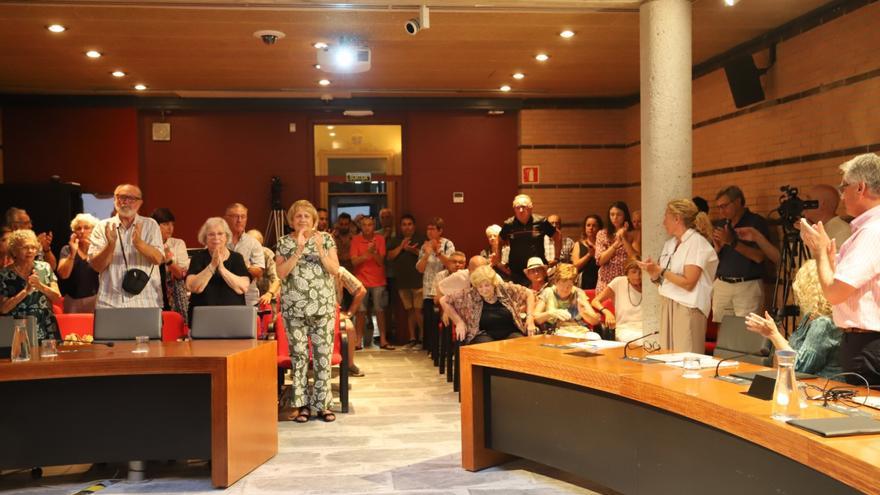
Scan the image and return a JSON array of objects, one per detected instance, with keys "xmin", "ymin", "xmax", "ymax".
[
  {"xmin": 643, "ymin": 340, "xmax": 661, "ymax": 353},
  {"xmin": 715, "ymin": 201, "xmax": 733, "ymax": 210},
  {"xmin": 115, "ymin": 194, "xmax": 141, "ymax": 203}
]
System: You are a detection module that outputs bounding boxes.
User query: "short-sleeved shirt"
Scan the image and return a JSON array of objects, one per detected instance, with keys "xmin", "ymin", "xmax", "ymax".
[
  {"xmin": 421, "ymin": 237, "xmax": 455, "ymax": 298},
  {"xmin": 186, "ymin": 250, "xmax": 250, "ymax": 325},
  {"xmin": 89, "ymin": 215, "xmax": 163, "ymax": 308},
  {"xmin": 58, "ymin": 245, "xmax": 99, "ymax": 299},
  {"xmin": 389, "ymin": 234, "xmax": 426, "ymax": 289},
  {"xmin": 539, "ymin": 285, "xmax": 589, "ymax": 327},
  {"xmin": 229, "ymin": 233, "xmax": 265, "ymax": 307},
  {"xmin": 0, "ymin": 260, "xmax": 59, "ymax": 342},
  {"xmin": 500, "ymin": 214, "xmax": 556, "ymax": 285},
  {"xmin": 657, "ymin": 229, "xmax": 719, "ymax": 317},
  {"xmin": 350, "ymin": 234, "xmax": 386, "ymax": 288},
  {"xmin": 606, "ymin": 276, "xmax": 643, "ymax": 331},
  {"xmin": 832, "ymin": 204, "xmax": 880, "ymax": 330},
  {"xmin": 716, "ymin": 208, "xmax": 769, "ymax": 279},
  {"xmin": 277, "ymin": 232, "xmax": 337, "ymax": 319}
]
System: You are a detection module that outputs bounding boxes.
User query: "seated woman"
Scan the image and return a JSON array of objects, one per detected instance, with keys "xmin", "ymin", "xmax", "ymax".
[
  {"xmin": 441, "ymin": 265, "xmax": 536, "ymax": 345},
  {"xmin": 745, "ymin": 259, "xmax": 842, "ymax": 379},
  {"xmin": 591, "ymin": 258, "xmax": 643, "ymax": 342},
  {"xmin": 0, "ymin": 229, "xmax": 61, "ymax": 342},
  {"xmin": 185, "ymin": 217, "xmax": 251, "ymax": 326},
  {"xmin": 523, "ymin": 257, "xmax": 549, "ymax": 293},
  {"xmin": 534, "ymin": 263, "xmax": 600, "ymax": 336},
  {"xmin": 56, "ymin": 213, "xmax": 100, "ymax": 313}
]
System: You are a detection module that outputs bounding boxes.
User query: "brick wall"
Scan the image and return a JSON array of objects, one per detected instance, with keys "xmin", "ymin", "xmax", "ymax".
[{"xmin": 519, "ymin": 1, "xmax": 880, "ymax": 241}]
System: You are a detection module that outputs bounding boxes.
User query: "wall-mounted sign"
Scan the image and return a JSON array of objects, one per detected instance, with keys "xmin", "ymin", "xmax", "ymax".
[
  {"xmin": 521, "ymin": 165, "xmax": 540, "ymax": 184},
  {"xmin": 346, "ymin": 172, "xmax": 372, "ymax": 182},
  {"xmin": 453, "ymin": 192, "xmax": 464, "ymax": 204}
]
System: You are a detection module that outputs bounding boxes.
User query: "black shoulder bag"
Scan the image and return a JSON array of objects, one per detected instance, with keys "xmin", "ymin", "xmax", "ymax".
[{"xmin": 120, "ymin": 227, "xmax": 154, "ymax": 295}]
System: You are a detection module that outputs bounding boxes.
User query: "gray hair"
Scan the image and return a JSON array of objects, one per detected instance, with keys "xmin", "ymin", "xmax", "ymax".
[
  {"xmin": 840, "ymin": 153, "xmax": 880, "ymax": 196},
  {"xmin": 69, "ymin": 213, "xmax": 99, "ymax": 231},
  {"xmin": 512, "ymin": 194, "xmax": 533, "ymax": 208},
  {"xmin": 485, "ymin": 224, "xmax": 501, "ymax": 237},
  {"xmin": 197, "ymin": 217, "xmax": 233, "ymax": 246},
  {"xmin": 7, "ymin": 229, "xmax": 38, "ymax": 257}
]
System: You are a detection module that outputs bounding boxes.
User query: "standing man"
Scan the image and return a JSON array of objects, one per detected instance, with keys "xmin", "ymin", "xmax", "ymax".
[
  {"xmin": 376, "ymin": 207, "xmax": 396, "ymax": 337},
  {"xmin": 711, "ymin": 186, "xmax": 769, "ymax": 322},
  {"xmin": 387, "ymin": 214, "xmax": 425, "ymax": 346},
  {"xmin": 224, "ymin": 203, "xmax": 265, "ymax": 307},
  {"xmin": 801, "ymin": 153, "xmax": 880, "ymax": 385},
  {"xmin": 804, "ymin": 184, "xmax": 852, "ymax": 246},
  {"xmin": 333, "ymin": 213, "xmax": 355, "ymax": 273},
  {"xmin": 377, "ymin": 208, "xmax": 396, "ymax": 239},
  {"xmin": 545, "ymin": 214, "xmax": 575, "ymax": 266},
  {"xmin": 350, "ymin": 216, "xmax": 393, "ymax": 350},
  {"xmin": 88, "ymin": 184, "xmax": 164, "ymax": 308},
  {"xmin": 317, "ymin": 208, "xmax": 330, "ymax": 233},
  {"xmin": 499, "ymin": 194, "xmax": 557, "ymax": 286},
  {"xmin": 417, "ymin": 217, "xmax": 455, "ymax": 356}
]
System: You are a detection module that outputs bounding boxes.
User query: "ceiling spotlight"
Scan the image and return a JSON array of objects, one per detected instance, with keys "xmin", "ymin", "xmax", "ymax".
[
  {"xmin": 313, "ymin": 42, "xmax": 328, "ymax": 49},
  {"xmin": 488, "ymin": 110, "xmax": 505, "ymax": 115},
  {"xmin": 500, "ymin": 85, "xmax": 511, "ymax": 92},
  {"xmin": 314, "ymin": 64, "xmax": 321, "ymax": 69},
  {"xmin": 134, "ymin": 84, "xmax": 147, "ymax": 91},
  {"xmin": 560, "ymin": 30, "xmax": 575, "ymax": 38},
  {"xmin": 319, "ymin": 79, "xmax": 331, "ymax": 86},
  {"xmin": 724, "ymin": 0, "xmax": 740, "ymax": 5},
  {"xmin": 329, "ymin": 132, "xmax": 336, "ymax": 137},
  {"xmin": 535, "ymin": 53, "xmax": 550, "ymax": 62},
  {"xmin": 333, "ymin": 45, "xmax": 357, "ymax": 69},
  {"xmin": 86, "ymin": 50, "xmax": 102, "ymax": 59},
  {"xmin": 327, "ymin": 125, "xmax": 335, "ymax": 130},
  {"xmin": 512, "ymin": 73, "xmax": 525, "ymax": 80},
  {"xmin": 111, "ymin": 70, "xmax": 126, "ymax": 78},
  {"xmin": 47, "ymin": 24, "xmax": 66, "ymax": 33}
]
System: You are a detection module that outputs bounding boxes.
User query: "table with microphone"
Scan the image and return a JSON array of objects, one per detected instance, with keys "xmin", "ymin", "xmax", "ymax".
[{"xmin": 459, "ymin": 333, "xmax": 880, "ymax": 495}]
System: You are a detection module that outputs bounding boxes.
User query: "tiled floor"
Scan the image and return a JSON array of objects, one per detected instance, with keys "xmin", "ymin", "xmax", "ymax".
[{"xmin": 0, "ymin": 347, "xmax": 605, "ymax": 495}]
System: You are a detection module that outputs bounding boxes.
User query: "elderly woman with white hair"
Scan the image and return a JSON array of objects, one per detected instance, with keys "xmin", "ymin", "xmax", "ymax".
[
  {"xmin": 480, "ymin": 224, "xmax": 511, "ymax": 280},
  {"xmin": 441, "ymin": 265, "xmax": 536, "ymax": 345},
  {"xmin": 56, "ymin": 213, "xmax": 101, "ymax": 313},
  {"xmin": 0, "ymin": 229, "xmax": 61, "ymax": 342},
  {"xmin": 185, "ymin": 217, "xmax": 251, "ymax": 326},
  {"xmin": 276, "ymin": 199, "xmax": 340, "ymax": 423},
  {"xmin": 745, "ymin": 260, "xmax": 842, "ymax": 378}
]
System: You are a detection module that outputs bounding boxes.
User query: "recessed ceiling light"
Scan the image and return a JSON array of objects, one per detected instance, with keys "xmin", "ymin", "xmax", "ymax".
[
  {"xmin": 560, "ymin": 30, "xmax": 575, "ymax": 38},
  {"xmin": 500, "ymin": 85, "xmax": 511, "ymax": 92},
  {"xmin": 134, "ymin": 84, "xmax": 147, "ymax": 91},
  {"xmin": 512, "ymin": 73, "xmax": 525, "ymax": 80},
  {"xmin": 85, "ymin": 50, "xmax": 102, "ymax": 59},
  {"xmin": 327, "ymin": 125, "xmax": 335, "ymax": 130},
  {"xmin": 535, "ymin": 53, "xmax": 550, "ymax": 62},
  {"xmin": 319, "ymin": 79, "xmax": 331, "ymax": 86},
  {"xmin": 488, "ymin": 110, "xmax": 505, "ymax": 115},
  {"xmin": 724, "ymin": 0, "xmax": 740, "ymax": 5},
  {"xmin": 314, "ymin": 64, "xmax": 321, "ymax": 69},
  {"xmin": 47, "ymin": 24, "xmax": 66, "ymax": 33},
  {"xmin": 329, "ymin": 132, "xmax": 336, "ymax": 137},
  {"xmin": 111, "ymin": 70, "xmax": 126, "ymax": 78},
  {"xmin": 313, "ymin": 42, "xmax": 328, "ymax": 49}
]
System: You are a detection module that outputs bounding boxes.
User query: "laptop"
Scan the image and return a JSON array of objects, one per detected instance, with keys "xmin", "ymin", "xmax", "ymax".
[
  {"xmin": 190, "ymin": 306, "xmax": 257, "ymax": 339},
  {"xmin": 94, "ymin": 307, "xmax": 162, "ymax": 340}
]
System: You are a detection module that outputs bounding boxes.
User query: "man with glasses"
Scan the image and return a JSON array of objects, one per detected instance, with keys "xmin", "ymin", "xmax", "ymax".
[
  {"xmin": 499, "ymin": 194, "xmax": 557, "ymax": 286},
  {"xmin": 802, "ymin": 153, "xmax": 880, "ymax": 385},
  {"xmin": 710, "ymin": 185, "xmax": 769, "ymax": 323},
  {"xmin": 88, "ymin": 184, "xmax": 164, "ymax": 308},
  {"xmin": 224, "ymin": 203, "xmax": 265, "ymax": 307},
  {"xmin": 3, "ymin": 207, "xmax": 57, "ymax": 270}
]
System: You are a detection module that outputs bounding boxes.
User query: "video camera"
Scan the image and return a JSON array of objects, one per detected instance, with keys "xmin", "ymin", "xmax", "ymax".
[{"xmin": 777, "ymin": 185, "xmax": 818, "ymax": 228}]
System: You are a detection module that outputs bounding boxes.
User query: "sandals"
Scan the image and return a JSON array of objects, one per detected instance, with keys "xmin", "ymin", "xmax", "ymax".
[
  {"xmin": 292, "ymin": 406, "xmax": 311, "ymax": 423},
  {"xmin": 380, "ymin": 344, "xmax": 396, "ymax": 350},
  {"xmin": 318, "ymin": 410, "xmax": 336, "ymax": 422}
]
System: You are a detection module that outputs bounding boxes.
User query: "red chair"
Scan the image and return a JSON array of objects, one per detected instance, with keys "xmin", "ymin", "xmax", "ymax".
[
  {"xmin": 52, "ymin": 297, "xmax": 64, "ymax": 315},
  {"xmin": 275, "ymin": 308, "xmax": 349, "ymax": 413},
  {"xmin": 56, "ymin": 313, "xmax": 94, "ymax": 339},
  {"xmin": 161, "ymin": 311, "xmax": 188, "ymax": 342}
]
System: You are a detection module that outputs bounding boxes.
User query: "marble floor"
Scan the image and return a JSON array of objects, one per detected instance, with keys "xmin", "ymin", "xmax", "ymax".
[{"xmin": 0, "ymin": 347, "xmax": 607, "ymax": 495}]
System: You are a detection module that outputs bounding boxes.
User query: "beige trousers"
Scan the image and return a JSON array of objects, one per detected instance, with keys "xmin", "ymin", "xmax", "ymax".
[{"xmin": 660, "ymin": 297, "xmax": 707, "ymax": 354}]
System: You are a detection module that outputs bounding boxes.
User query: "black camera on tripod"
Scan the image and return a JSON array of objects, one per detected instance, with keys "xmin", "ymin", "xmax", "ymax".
[{"xmin": 777, "ymin": 185, "xmax": 818, "ymax": 229}]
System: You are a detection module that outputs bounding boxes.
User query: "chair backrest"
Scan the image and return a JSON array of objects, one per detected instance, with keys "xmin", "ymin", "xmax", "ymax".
[
  {"xmin": 161, "ymin": 311, "xmax": 187, "ymax": 342},
  {"xmin": 190, "ymin": 306, "xmax": 257, "ymax": 339},
  {"xmin": 0, "ymin": 316, "xmax": 15, "ymax": 347},
  {"xmin": 94, "ymin": 307, "xmax": 163, "ymax": 340},
  {"xmin": 56, "ymin": 313, "xmax": 95, "ymax": 339},
  {"xmin": 713, "ymin": 315, "xmax": 770, "ymax": 365}
]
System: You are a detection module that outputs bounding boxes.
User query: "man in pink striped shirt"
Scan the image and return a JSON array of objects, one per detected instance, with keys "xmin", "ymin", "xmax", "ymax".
[{"xmin": 802, "ymin": 153, "xmax": 880, "ymax": 385}]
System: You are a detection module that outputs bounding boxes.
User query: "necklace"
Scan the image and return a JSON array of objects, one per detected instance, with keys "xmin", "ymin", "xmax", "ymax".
[{"xmin": 627, "ymin": 283, "xmax": 642, "ymax": 307}]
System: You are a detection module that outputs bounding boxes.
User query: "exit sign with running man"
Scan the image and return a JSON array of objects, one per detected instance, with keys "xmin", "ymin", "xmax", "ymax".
[{"xmin": 521, "ymin": 166, "xmax": 540, "ymax": 184}]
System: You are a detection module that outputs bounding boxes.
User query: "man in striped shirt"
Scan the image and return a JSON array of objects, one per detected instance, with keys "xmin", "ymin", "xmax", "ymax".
[{"xmin": 802, "ymin": 153, "xmax": 880, "ymax": 385}]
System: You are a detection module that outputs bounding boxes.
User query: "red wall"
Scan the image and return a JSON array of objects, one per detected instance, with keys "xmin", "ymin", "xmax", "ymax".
[{"xmin": 2, "ymin": 106, "xmax": 138, "ymax": 193}]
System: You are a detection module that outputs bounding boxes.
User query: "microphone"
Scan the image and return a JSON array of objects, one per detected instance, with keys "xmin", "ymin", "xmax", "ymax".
[
  {"xmin": 88, "ymin": 341, "xmax": 116, "ymax": 347},
  {"xmin": 621, "ymin": 331, "xmax": 660, "ymax": 362},
  {"xmin": 714, "ymin": 351, "xmax": 751, "ymax": 383}
]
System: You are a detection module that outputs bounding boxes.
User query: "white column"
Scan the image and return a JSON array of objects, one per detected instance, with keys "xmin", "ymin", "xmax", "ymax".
[{"xmin": 640, "ymin": 0, "xmax": 693, "ymax": 337}]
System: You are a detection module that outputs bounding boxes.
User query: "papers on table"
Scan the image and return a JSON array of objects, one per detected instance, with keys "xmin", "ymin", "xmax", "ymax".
[
  {"xmin": 568, "ymin": 340, "xmax": 626, "ymax": 350},
  {"xmin": 646, "ymin": 352, "xmax": 739, "ymax": 369},
  {"xmin": 854, "ymin": 396, "xmax": 880, "ymax": 411}
]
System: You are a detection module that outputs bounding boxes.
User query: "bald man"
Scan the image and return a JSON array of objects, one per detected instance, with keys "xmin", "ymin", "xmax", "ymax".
[{"xmin": 805, "ymin": 184, "xmax": 852, "ymax": 245}]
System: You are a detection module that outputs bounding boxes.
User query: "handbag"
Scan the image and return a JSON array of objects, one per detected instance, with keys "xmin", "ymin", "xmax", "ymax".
[{"xmin": 119, "ymin": 226, "xmax": 154, "ymax": 295}]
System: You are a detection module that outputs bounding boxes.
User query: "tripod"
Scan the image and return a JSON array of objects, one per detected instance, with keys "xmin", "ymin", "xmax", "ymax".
[
  {"xmin": 265, "ymin": 208, "xmax": 286, "ymax": 250},
  {"xmin": 771, "ymin": 224, "xmax": 810, "ymax": 336}
]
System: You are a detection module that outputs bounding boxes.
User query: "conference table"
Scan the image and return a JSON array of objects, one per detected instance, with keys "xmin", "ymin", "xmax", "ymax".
[
  {"xmin": 460, "ymin": 335, "xmax": 880, "ymax": 495},
  {"xmin": 0, "ymin": 339, "xmax": 277, "ymax": 488}
]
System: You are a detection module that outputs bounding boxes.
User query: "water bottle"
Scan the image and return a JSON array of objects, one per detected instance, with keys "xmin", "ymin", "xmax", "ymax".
[
  {"xmin": 771, "ymin": 349, "xmax": 800, "ymax": 421},
  {"xmin": 10, "ymin": 318, "xmax": 31, "ymax": 362}
]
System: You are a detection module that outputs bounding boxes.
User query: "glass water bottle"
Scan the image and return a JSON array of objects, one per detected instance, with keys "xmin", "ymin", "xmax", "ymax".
[{"xmin": 771, "ymin": 350, "xmax": 800, "ymax": 421}]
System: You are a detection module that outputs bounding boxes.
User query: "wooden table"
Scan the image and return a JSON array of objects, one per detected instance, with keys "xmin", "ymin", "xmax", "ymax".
[
  {"xmin": 460, "ymin": 335, "xmax": 880, "ymax": 495},
  {"xmin": 0, "ymin": 340, "xmax": 277, "ymax": 488}
]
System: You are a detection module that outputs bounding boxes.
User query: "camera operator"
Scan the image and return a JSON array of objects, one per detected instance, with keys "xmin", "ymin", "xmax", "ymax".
[
  {"xmin": 804, "ymin": 184, "xmax": 852, "ymax": 245},
  {"xmin": 801, "ymin": 153, "xmax": 880, "ymax": 385}
]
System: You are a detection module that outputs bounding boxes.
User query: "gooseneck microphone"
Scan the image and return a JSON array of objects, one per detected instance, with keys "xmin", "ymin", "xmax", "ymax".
[
  {"xmin": 621, "ymin": 331, "xmax": 660, "ymax": 361},
  {"xmin": 714, "ymin": 351, "xmax": 751, "ymax": 383}
]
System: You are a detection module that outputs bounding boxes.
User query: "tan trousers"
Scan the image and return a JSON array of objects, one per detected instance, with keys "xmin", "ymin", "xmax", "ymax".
[{"xmin": 660, "ymin": 298, "xmax": 707, "ymax": 354}]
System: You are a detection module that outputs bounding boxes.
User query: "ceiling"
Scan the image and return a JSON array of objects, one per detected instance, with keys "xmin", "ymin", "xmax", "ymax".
[{"xmin": 0, "ymin": 0, "xmax": 832, "ymax": 99}]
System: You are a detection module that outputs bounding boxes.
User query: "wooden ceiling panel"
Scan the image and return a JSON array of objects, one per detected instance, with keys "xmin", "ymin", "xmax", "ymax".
[{"xmin": 0, "ymin": 0, "xmax": 834, "ymax": 97}]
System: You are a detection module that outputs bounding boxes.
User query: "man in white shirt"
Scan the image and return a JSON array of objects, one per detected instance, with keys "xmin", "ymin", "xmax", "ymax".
[
  {"xmin": 225, "ymin": 203, "xmax": 266, "ymax": 307},
  {"xmin": 88, "ymin": 184, "xmax": 164, "ymax": 308}
]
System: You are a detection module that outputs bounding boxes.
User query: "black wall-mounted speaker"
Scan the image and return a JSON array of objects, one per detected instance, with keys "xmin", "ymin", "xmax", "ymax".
[{"xmin": 724, "ymin": 55, "xmax": 766, "ymax": 109}]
